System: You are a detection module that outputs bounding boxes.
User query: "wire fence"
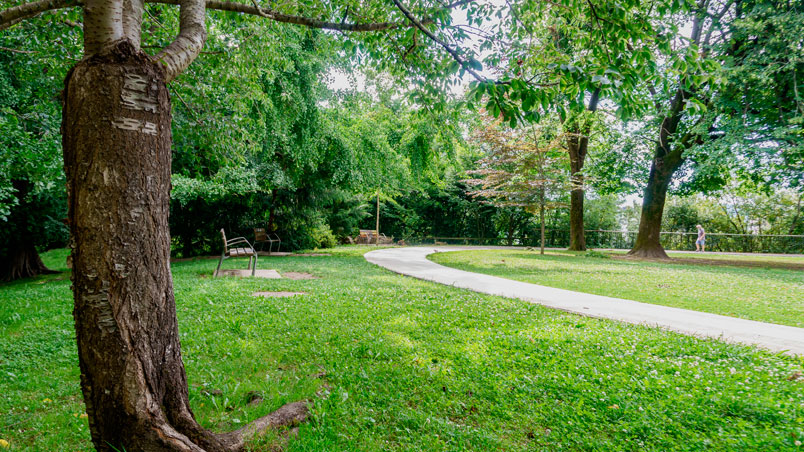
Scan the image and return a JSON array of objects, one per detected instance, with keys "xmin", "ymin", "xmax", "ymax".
[{"xmin": 404, "ymin": 230, "xmax": 804, "ymax": 254}]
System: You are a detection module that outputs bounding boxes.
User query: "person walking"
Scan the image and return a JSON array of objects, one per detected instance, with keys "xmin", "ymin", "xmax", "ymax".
[{"xmin": 695, "ymin": 224, "xmax": 706, "ymax": 252}]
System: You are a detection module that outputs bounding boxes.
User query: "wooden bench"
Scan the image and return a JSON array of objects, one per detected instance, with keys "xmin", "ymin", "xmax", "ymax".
[
  {"xmin": 215, "ymin": 229, "xmax": 257, "ymax": 276},
  {"xmin": 358, "ymin": 229, "xmax": 391, "ymax": 245},
  {"xmin": 254, "ymin": 228, "xmax": 282, "ymax": 253}
]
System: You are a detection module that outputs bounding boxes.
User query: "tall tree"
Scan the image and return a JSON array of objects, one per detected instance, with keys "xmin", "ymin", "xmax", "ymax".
[{"xmin": 628, "ymin": 0, "xmax": 734, "ymax": 258}]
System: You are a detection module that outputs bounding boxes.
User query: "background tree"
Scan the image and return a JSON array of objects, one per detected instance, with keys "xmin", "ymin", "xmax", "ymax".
[{"xmin": 467, "ymin": 116, "xmax": 569, "ymax": 253}]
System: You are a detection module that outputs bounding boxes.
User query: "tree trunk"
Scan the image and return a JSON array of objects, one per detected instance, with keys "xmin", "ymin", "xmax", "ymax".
[
  {"xmin": 1, "ymin": 180, "xmax": 58, "ymax": 281},
  {"xmin": 0, "ymin": 242, "xmax": 58, "ymax": 281},
  {"xmin": 567, "ymin": 136, "xmax": 586, "ymax": 251},
  {"xmin": 62, "ymin": 43, "xmax": 231, "ymax": 452},
  {"xmin": 539, "ymin": 195, "xmax": 545, "ymax": 255},
  {"xmin": 375, "ymin": 191, "xmax": 380, "ymax": 246},
  {"xmin": 268, "ymin": 189, "xmax": 277, "ymax": 232},
  {"xmin": 628, "ymin": 156, "xmax": 681, "ymax": 259},
  {"xmin": 566, "ymin": 88, "xmax": 600, "ymax": 252},
  {"xmin": 62, "ymin": 43, "xmax": 306, "ymax": 451}
]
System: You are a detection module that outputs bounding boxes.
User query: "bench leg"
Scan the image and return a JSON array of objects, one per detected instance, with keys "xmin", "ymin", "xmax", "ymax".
[
  {"xmin": 252, "ymin": 253, "xmax": 257, "ymax": 276},
  {"xmin": 215, "ymin": 253, "xmax": 225, "ymax": 277}
]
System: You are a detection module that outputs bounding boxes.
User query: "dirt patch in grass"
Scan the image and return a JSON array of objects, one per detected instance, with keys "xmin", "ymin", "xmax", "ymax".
[
  {"xmin": 216, "ymin": 269, "xmax": 282, "ymax": 278},
  {"xmin": 252, "ymin": 291, "xmax": 307, "ymax": 298},
  {"xmin": 282, "ymin": 272, "xmax": 317, "ymax": 280},
  {"xmin": 609, "ymin": 254, "xmax": 804, "ymax": 271}
]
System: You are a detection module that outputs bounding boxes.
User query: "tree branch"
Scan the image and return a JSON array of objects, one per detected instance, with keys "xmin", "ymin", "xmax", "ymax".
[
  {"xmin": 0, "ymin": 0, "xmax": 79, "ymax": 30},
  {"xmin": 156, "ymin": 0, "xmax": 206, "ymax": 82},
  {"xmin": 1, "ymin": 0, "xmax": 421, "ymax": 33},
  {"xmin": 149, "ymin": 0, "xmax": 416, "ymax": 32},
  {"xmin": 391, "ymin": 0, "xmax": 487, "ymax": 82}
]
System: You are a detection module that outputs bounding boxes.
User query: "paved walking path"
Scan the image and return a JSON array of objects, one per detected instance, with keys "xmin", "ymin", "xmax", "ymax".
[{"xmin": 364, "ymin": 246, "xmax": 804, "ymax": 356}]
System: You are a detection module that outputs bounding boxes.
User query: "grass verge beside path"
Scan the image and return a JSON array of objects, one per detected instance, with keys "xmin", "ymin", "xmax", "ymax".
[
  {"xmin": 1, "ymin": 247, "xmax": 803, "ymax": 451},
  {"xmin": 430, "ymin": 249, "xmax": 804, "ymax": 328}
]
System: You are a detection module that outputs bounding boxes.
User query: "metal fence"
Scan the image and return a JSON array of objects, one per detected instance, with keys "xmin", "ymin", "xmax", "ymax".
[{"xmin": 405, "ymin": 230, "xmax": 804, "ymax": 254}]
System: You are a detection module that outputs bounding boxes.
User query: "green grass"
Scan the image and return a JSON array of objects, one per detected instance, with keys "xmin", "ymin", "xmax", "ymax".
[
  {"xmin": 430, "ymin": 249, "xmax": 804, "ymax": 328},
  {"xmin": 618, "ymin": 250, "xmax": 804, "ymax": 265},
  {"xmin": 1, "ymin": 247, "xmax": 803, "ymax": 451}
]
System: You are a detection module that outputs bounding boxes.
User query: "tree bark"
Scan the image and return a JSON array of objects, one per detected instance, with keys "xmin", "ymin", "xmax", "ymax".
[
  {"xmin": 567, "ymin": 136, "xmax": 586, "ymax": 251},
  {"xmin": 628, "ymin": 154, "xmax": 682, "ymax": 259},
  {"xmin": 62, "ymin": 41, "xmax": 306, "ymax": 452},
  {"xmin": 566, "ymin": 88, "xmax": 600, "ymax": 251},
  {"xmin": 1, "ymin": 179, "xmax": 58, "ymax": 281},
  {"xmin": 376, "ymin": 190, "xmax": 380, "ymax": 246},
  {"xmin": 0, "ymin": 242, "xmax": 57, "ymax": 281},
  {"xmin": 539, "ymin": 190, "xmax": 545, "ymax": 255}
]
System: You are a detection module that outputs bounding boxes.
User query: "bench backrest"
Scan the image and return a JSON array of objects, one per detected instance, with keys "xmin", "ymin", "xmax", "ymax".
[
  {"xmin": 254, "ymin": 228, "xmax": 268, "ymax": 242},
  {"xmin": 359, "ymin": 229, "xmax": 378, "ymax": 237}
]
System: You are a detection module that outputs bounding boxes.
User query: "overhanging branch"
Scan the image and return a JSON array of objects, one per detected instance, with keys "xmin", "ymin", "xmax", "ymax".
[
  {"xmin": 391, "ymin": 0, "xmax": 488, "ymax": 83},
  {"xmin": 150, "ymin": 0, "xmax": 417, "ymax": 32},
  {"xmin": 1, "ymin": 0, "xmax": 422, "ymax": 32},
  {"xmin": 0, "ymin": 0, "xmax": 78, "ymax": 31}
]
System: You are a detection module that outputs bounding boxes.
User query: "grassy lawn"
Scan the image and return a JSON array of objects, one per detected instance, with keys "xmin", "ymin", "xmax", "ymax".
[
  {"xmin": 618, "ymin": 250, "xmax": 804, "ymax": 266},
  {"xmin": 1, "ymin": 247, "xmax": 803, "ymax": 451},
  {"xmin": 430, "ymin": 249, "xmax": 804, "ymax": 328}
]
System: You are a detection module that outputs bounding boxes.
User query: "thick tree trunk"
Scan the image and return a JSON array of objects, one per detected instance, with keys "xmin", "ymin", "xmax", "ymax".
[
  {"xmin": 565, "ymin": 88, "xmax": 600, "ymax": 251},
  {"xmin": 0, "ymin": 242, "xmax": 57, "ymax": 281},
  {"xmin": 1, "ymin": 180, "xmax": 58, "ymax": 281},
  {"xmin": 62, "ymin": 42, "xmax": 306, "ymax": 452},
  {"xmin": 62, "ymin": 43, "xmax": 232, "ymax": 452},
  {"xmin": 567, "ymin": 137, "xmax": 586, "ymax": 251},
  {"xmin": 628, "ymin": 156, "xmax": 681, "ymax": 259}
]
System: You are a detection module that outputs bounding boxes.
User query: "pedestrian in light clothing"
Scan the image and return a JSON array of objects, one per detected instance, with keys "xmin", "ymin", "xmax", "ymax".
[{"xmin": 695, "ymin": 224, "xmax": 706, "ymax": 252}]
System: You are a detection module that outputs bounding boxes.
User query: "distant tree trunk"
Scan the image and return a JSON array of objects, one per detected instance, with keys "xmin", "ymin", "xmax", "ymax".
[
  {"xmin": 1, "ymin": 180, "xmax": 58, "ymax": 281},
  {"xmin": 376, "ymin": 191, "xmax": 380, "ymax": 246},
  {"xmin": 63, "ymin": 44, "xmax": 233, "ymax": 452},
  {"xmin": 506, "ymin": 211, "xmax": 515, "ymax": 246},
  {"xmin": 566, "ymin": 88, "xmax": 600, "ymax": 251},
  {"xmin": 539, "ymin": 189, "xmax": 545, "ymax": 255},
  {"xmin": 628, "ymin": 149, "xmax": 684, "ymax": 259},
  {"xmin": 1, "ymin": 242, "xmax": 57, "ymax": 281},
  {"xmin": 268, "ymin": 189, "xmax": 278, "ymax": 232}
]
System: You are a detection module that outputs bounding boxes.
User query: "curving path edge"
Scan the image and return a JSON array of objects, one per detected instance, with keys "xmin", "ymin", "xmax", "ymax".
[{"xmin": 365, "ymin": 246, "xmax": 804, "ymax": 356}]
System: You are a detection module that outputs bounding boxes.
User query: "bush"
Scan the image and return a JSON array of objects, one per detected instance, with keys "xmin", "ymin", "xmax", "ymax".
[{"xmin": 312, "ymin": 224, "xmax": 337, "ymax": 249}]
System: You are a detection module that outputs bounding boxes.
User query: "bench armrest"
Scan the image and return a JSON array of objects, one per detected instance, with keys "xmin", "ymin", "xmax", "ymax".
[{"xmin": 226, "ymin": 237, "xmax": 254, "ymax": 249}]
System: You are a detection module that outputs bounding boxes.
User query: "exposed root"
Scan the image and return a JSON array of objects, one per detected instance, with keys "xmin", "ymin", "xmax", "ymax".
[
  {"xmin": 626, "ymin": 246, "xmax": 670, "ymax": 260},
  {"xmin": 216, "ymin": 401, "xmax": 310, "ymax": 451}
]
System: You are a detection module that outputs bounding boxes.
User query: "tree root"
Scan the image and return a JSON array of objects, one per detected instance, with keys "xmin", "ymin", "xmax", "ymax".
[
  {"xmin": 216, "ymin": 401, "xmax": 309, "ymax": 451},
  {"xmin": 626, "ymin": 246, "xmax": 671, "ymax": 260}
]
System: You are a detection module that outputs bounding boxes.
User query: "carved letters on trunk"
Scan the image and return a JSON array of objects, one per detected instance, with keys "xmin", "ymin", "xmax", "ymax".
[{"xmin": 112, "ymin": 73, "xmax": 158, "ymax": 135}]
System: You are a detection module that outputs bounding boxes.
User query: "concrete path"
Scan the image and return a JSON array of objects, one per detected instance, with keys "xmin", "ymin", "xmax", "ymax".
[{"xmin": 364, "ymin": 246, "xmax": 804, "ymax": 356}]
